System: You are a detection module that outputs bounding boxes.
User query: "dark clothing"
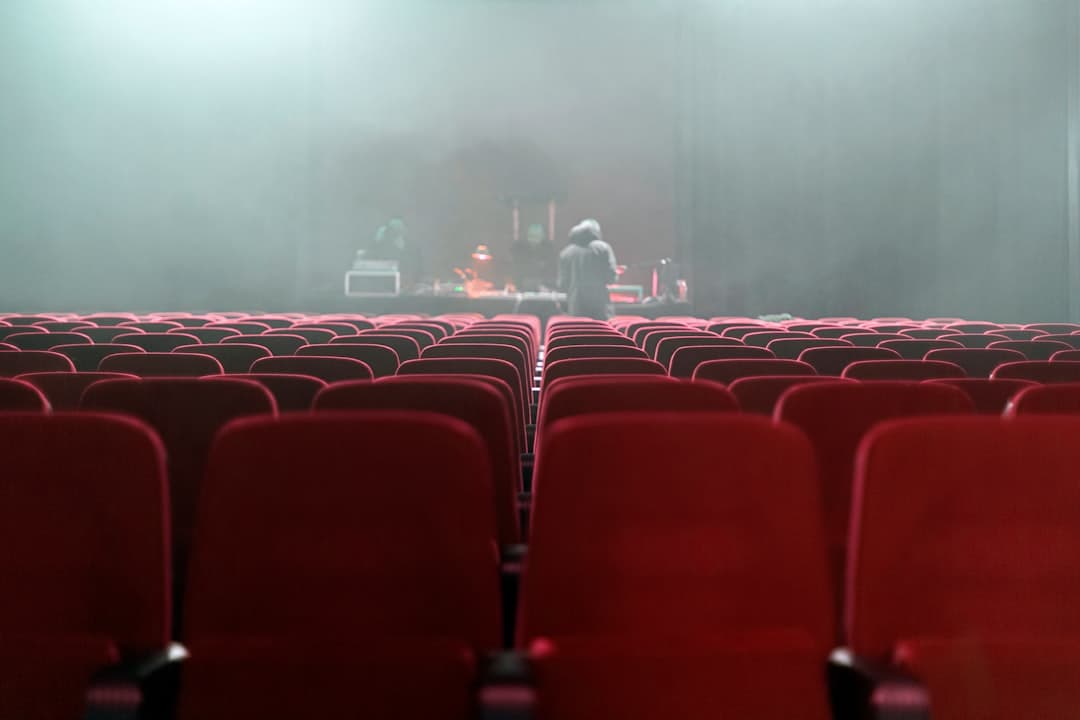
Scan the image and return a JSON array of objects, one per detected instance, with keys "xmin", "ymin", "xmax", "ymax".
[
  {"xmin": 510, "ymin": 240, "xmax": 556, "ymax": 292},
  {"xmin": 557, "ymin": 238, "xmax": 617, "ymax": 319}
]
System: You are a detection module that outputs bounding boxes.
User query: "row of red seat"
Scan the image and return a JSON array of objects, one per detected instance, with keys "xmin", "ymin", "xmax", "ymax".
[{"xmin": 5, "ymin": 409, "xmax": 1080, "ymax": 718}]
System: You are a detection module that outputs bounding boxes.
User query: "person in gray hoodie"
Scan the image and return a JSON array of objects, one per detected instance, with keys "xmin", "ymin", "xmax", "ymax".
[{"xmin": 557, "ymin": 218, "xmax": 618, "ymax": 319}]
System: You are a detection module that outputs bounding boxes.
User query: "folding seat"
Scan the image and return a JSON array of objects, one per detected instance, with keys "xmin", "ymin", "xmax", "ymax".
[
  {"xmin": 742, "ymin": 330, "xmax": 814, "ymax": 348},
  {"xmin": 899, "ymin": 328, "xmax": 962, "ymax": 340},
  {"xmin": 639, "ymin": 329, "xmax": 709, "ymax": 358},
  {"xmin": 1004, "ymin": 382, "xmax": 1080, "ymax": 415},
  {"xmin": 491, "ymin": 314, "xmax": 540, "ymax": 338},
  {"xmin": 536, "ymin": 377, "xmax": 737, "ymax": 455},
  {"xmin": 297, "ymin": 343, "xmax": 399, "ymax": 378},
  {"xmin": 987, "ymin": 340, "xmax": 1071, "ymax": 361},
  {"xmin": 521, "ymin": 414, "xmax": 833, "ymax": 720},
  {"xmin": 467, "ymin": 327, "xmax": 538, "ymax": 361},
  {"xmin": 1053, "ymin": 349, "xmax": 1080, "ymax": 361},
  {"xmin": 156, "ymin": 316, "xmax": 213, "ymax": 328},
  {"xmin": 75, "ymin": 326, "xmax": 138, "ymax": 343},
  {"xmin": 1026, "ymin": 323, "xmax": 1080, "ymax": 334},
  {"xmin": 178, "ymin": 412, "xmax": 499, "ymax": 720},
  {"xmin": 243, "ymin": 316, "xmax": 294, "ymax": 329},
  {"xmin": 846, "ymin": 416, "xmax": 1080, "ymax": 719},
  {"xmin": 400, "ymin": 355, "xmax": 524, "ymax": 413},
  {"xmin": 546, "ymin": 334, "xmax": 636, "ymax": 351},
  {"xmin": 363, "ymin": 327, "xmax": 437, "ymax": 350},
  {"xmin": 625, "ymin": 322, "xmax": 684, "ymax": 345},
  {"xmin": 786, "ymin": 322, "xmax": 843, "ymax": 333},
  {"xmin": 251, "ymin": 356, "xmax": 374, "ymax": 383},
  {"xmin": 0, "ymin": 350, "xmax": 75, "ymax": 376},
  {"xmin": 996, "ymin": 329, "xmax": 1049, "ymax": 341},
  {"xmin": 814, "ymin": 327, "xmax": 870, "ymax": 339},
  {"xmin": 775, "ymin": 382, "xmax": 973, "ymax": 622},
  {"xmin": 669, "ymin": 345, "xmax": 773, "ymax": 379},
  {"xmin": 544, "ymin": 344, "xmax": 648, "ymax": 364},
  {"xmin": 926, "ymin": 378, "xmax": 1035, "ymax": 415},
  {"xmin": 166, "ymin": 327, "xmax": 238, "ymax": 344},
  {"xmin": 924, "ymin": 348, "xmax": 1027, "ymax": 378},
  {"xmin": 843, "ymin": 333, "xmax": 905, "ymax": 347},
  {"xmin": 3, "ymin": 331, "xmax": 92, "ymax": 350},
  {"xmin": 81, "ymin": 313, "xmax": 140, "ymax": 326},
  {"xmin": 941, "ymin": 333, "xmax": 1009, "ymax": 348},
  {"xmin": 943, "ymin": 321, "xmax": 1004, "ymax": 333},
  {"xmin": 542, "ymin": 358, "xmax": 665, "ymax": 387},
  {"xmin": 176, "ymin": 344, "xmax": 270, "ymax": 373},
  {"xmin": 424, "ymin": 344, "xmax": 529, "ymax": 402},
  {"xmin": 707, "ymin": 321, "xmax": 768, "ymax": 335},
  {"xmin": 798, "ymin": 346, "xmax": 901, "ymax": 376},
  {"xmin": 330, "ymin": 334, "xmax": 421, "ymax": 362},
  {"xmin": 1036, "ymin": 334, "xmax": 1080, "ymax": 350},
  {"xmin": 314, "ymin": 317, "xmax": 375, "ymax": 333},
  {"xmin": 17, "ymin": 371, "xmax": 136, "ymax": 410},
  {"xmin": 54, "ymin": 343, "xmax": 145, "ymax": 371},
  {"xmin": 114, "ymin": 332, "xmax": 201, "ymax": 353},
  {"xmin": 266, "ymin": 327, "xmax": 335, "ymax": 345},
  {"xmin": 693, "ymin": 358, "xmax": 815, "ymax": 385},
  {"xmin": 208, "ymin": 373, "xmax": 327, "ymax": 412},
  {"xmin": 767, "ymin": 338, "xmax": 851, "ymax": 360},
  {"xmin": 878, "ymin": 338, "xmax": 964, "ymax": 360},
  {"xmin": 314, "ymin": 377, "xmax": 522, "ymax": 545},
  {"xmin": 441, "ymin": 334, "xmax": 532, "ymax": 366},
  {"xmin": 204, "ymin": 321, "xmax": 270, "ymax": 335},
  {"xmin": 654, "ymin": 336, "xmax": 741, "ymax": 369},
  {"xmin": 0, "ymin": 378, "xmax": 50, "ymax": 410},
  {"xmin": 32, "ymin": 321, "xmax": 95, "ymax": 333},
  {"xmin": 992, "ymin": 360, "xmax": 1080, "ymax": 384},
  {"xmin": 0, "ymin": 314, "xmax": 58, "ymax": 326},
  {"xmin": 117, "ymin": 321, "xmax": 184, "ymax": 333},
  {"xmin": 384, "ymin": 321, "xmax": 449, "ymax": 341},
  {"xmin": 0, "ymin": 413, "xmax": 169, "ymax": 720},
  {"xmin": 222, "ymin": 333, "xmax": 307, "ymax": 356},
  {"xmin": 728, "ymin": 376, "xmax": 852, "ymax": 415},
  {"xmin": 82, "ymin": 378, "xmax": 275, "ymax": 608},
  {"xmin": 842, "ymin": 359, "xmax": 966, "ymax": 381},
  {"xmin": 100, "ymin": 352, "xmax": 224, "ymax": 377},
  {"xmin": 291, "ymin": 322, "xmax": 361, "ymax": 336}
]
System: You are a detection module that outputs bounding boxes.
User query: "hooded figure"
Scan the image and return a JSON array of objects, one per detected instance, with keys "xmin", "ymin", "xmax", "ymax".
[{"xmin": 558, "ymin": 219, "xmax": 618, "ymax": 319}]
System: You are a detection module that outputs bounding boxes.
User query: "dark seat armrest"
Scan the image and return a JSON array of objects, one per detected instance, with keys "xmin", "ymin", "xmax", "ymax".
[
  {"xmin": 478, "ymin": 651, "xmax": 535, "ymax": 720},
  {"xmin": 827, "ymin": 648, "xmax": 930, "ymax": 720},
  {"xmin": 87, "ymin": 643, "xmax": 188, "ymax": 720}
]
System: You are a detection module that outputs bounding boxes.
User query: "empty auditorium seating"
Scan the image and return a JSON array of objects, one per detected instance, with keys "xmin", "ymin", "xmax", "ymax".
[
  {"xmin": 441, "ymin": 333, "xmax": 532, "ymax": 364},
  {"xmin": 767, "ymin": 338, "xmax": 852, "ymax": 360},
  {"xmin": 176, "ymin": 343, "xmax": 270, "ymax": 373},
  {"xmin": 847, "ymin": 417, "xmax": 1080, "ymax": 719},
  {"xmin": 0, "ymin": 350, "xmax": 75, "ymax": 376},
  {"xmin": 423, "ymin": 343, "xmax": 529, "ymax": 401},
  {"xmin": 251, "ymin": 355, "xmax": 373, "ymax": 383},
  {"xmin": 743, "ymin": 330, "xmax": 815, "ymax": 348},
  {"xmin": 0, "ymin": 378, "xmax": 50, "ymax": 410},
  {"xmin": 79, "ymin": 326, "xmax": 147, "ymax": 343},
  {"xmin": 363, "ymin": 328, "xmax": 437, "ymax": 350},
  {"xmin": 798, "ymin": 346, "xmax": 901, "ymax": 376},
  {"xmin": 692, "ymin": 358, "xmax": 815, "ymax": 384},
  {"xmin": 669, "ymin": 345, "xmax": 773, "ymax": 378},
  {"xmin": 119, "ymin": 321, "xmax": 184, "ymax": 333},
  {"xmin": 3, "ymin": 331, "xmax": 92, "ymax": 350},
  {"xmin": 114, "ymin": 332, "xmax": 201, "ymax": 353},
  {"xmin": 223, "ymin": 334, "xmax": 307, "ymax": 356},
  {"xmin": 170, "ymin": 327, "xmax": 241, "ymax": 344},
  {"xmin": 987, "ymin": 340, "xmax": 1071, "ymax": 361},
  {"xmin": 314, "ymin": 377, "xmax": 522, "ymax": 545},
  {"xmin": 775, "ymin": 381, "xmax": 973, "ymax": 621},
  {"xmin": 100, "ymin": 352, "xmax": 224, "ymax": 377},
  {"xmin": 842, "ymin": 359, "xmax": 966, "ymax": 381},
  {"xmin": 32, "ymin": 321, "xmax": 94, "ymax": 333},
  {"xmin": 178, "ymin": 412, "xmax": 499, "ymax": 720},
  {"xmin": 205, "ymin": 373, "xmax": 325, "ymax": 412},
  {"xmin": 293, "ymin": 322, "xmax": 362, "ymax": 336},
  {"xmin": 653, "ymin": 335, "xmax": 741, "ymax": 368},
  {"xmin": 843, "ymin": 333, "xmax": 905, "ymax": 347},
  {"xmin": 52, "ymin": 343, "xmax": 145, "ymax": 371},
  {"xmin": 944, "ymin": 333, "xmax": 1010, "ymax": 348},
  {"xmin": 944, "ymin": 321, "xmax": 1003, "ymax": 333},
  {"xmin": 543, "ymin": 344, "xmax": 649, "ymax": 364},
  {"xmin": 521, "ymin": 414, "xmax": 832, "ymax": 719},
  {"xmin": 298, "ymin": 343, "xmax": 400, "ymax": 378},
  {"xmin": 267, "ymin": 327, "xmax": 335, "ymax": 344},
  {"xmin": 927, "ymin": 378, "xmax": 1035, "ymax": 415},
  {"xmin": 331, "ymin": 333, "xmax": 422, "ymax": 361},
  {"xmin": 923, "ymin": 348, "xmax": 1027, "ymax": 378},
  {"xmin": 728, "ymin": 376, "xmax": 852, "ymax": 415},
  {"xmin": 542, "ymin": 358, "xmax": 665, "ymax": 387},
  {"xmin": 992, "ymin": 360, "xmax": 1080, "ymax": 384},
  {"xmin": 899, "ymin": 328, "xmax": 961, "ymax": 340},
  {"xmin": 205, "ymin": 321, "xmax": 270, "ymax": 335},
  {"xmin": 0, "ymin": 413, "xmax": 169, "ymax": 719},
  {"xmin": 17, "ymin": 371, "xmax": 136, "ymax": 411},
  {"xmin": 877, "ymin": 339, "xmax": 964, "ymax": 359},
  {"xmin": 1005, "ymin": 383, "xmax": 1080, "ymax": 415},
  {"xmin": 547, "ymin": 333, "xmax": 636, "ymax": 350},
  {"xmin": 1033, "ymin": 334, "xmax": 1080, "ymax": 350},
  {"xmin": 398, "ymin": 358, "xmax": 527, "ymax": 433}
]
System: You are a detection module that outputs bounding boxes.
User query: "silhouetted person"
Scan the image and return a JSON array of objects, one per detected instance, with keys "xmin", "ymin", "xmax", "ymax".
[
  {"xmin": 558, "ymin": 218, "xmax": 617, "ymax": 319},
  {"xmin": 364, "ymin": 218, "xmax": 422, "ymax": 288},
  {"xmin": 511, "ymin": 223, "xmax": 556, "ymax": 291}
]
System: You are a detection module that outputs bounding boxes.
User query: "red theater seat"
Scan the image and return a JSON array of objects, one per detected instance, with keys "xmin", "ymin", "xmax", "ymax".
[
  {"xmin": 521, "ymin": 414, "xmax": 832, "ymax": 720},
  {"xmin": 204, "ymin": 322, "xmax": 270, "ymax": 335},
  {"xmin": 877, "ymin": 339, "xmax": 964, "ymax": 359},
  {"xmin": 943, "ymin": 333, "xmax": 1011, "ymax": 348},
  {"xmin": 654, "ymin": 336, "xmax": 742, "ymax": 368},
  {"xmin": 114, "ymin": 333, "xmax": 201, "ymax": 353},
  {"xmin": 848, "ymin": 417, "xmax": 1080, "ymax": 720},
  {"xmin": 742, "ymin": 330, "xmax": 815, "ymax": 348},
  {"xmin": 79, "ymin": 326, "xmax": 146, "ymax": 343},
  {"xmin": 767, "ymin": 338, "xmax": 851, "ymax": 360},
  {"xmin": 101, "ymin": 352, "xmax": 224, "ymax": 377},
  {"xmin": 1034, "ymin": 334, "xmax": 1080, "ymax": 350},
  {"xmin": 798, "ymin": 347, "xmax": 902, "ymax": 376},
  {"xmin": 923, "ymin": 348, "xmax": 1027, "ymax": 378},
  {"xmin": 775, "ymin": 381, "xmax": 973, "ymax": 623},
  {"xmin": 297, "ymin": 344, "xmax": 400, "ymax": 378},
  {"xmin": 53, "ymin": 343, "xmax": 145, "ymax": 371},
  {"xmin": 843, "ymin": 333, "xmax": 905, "ymax": 347},
  {"xmin": 17, "ymin": 372, "xmax": 136, "ymax": 411},
  {"xmin": 441, "ymin": 334, "xmax": 533, "ymax": 366},
  {"xmin": 546, "ymin": 334, "xmax": 636, "ymax": 351},
  {"xmin": 178, "ymin": 412, "xmax": 499, "ymax": 720},
  {"xmin": 292, "ymin": 322, "xmax": 363, "ymax": 337},
  {"xmin": 0, "ymin": 350, "xmax": 75, "ymax": 377},
  {"xmin": 266, "ymin": 327, "xmax": 335, "ymax": 345},
  {"xmin": 992, "ymin": 361, "xmax": 1080, "ymax": 384},
  {"xmin": 1005, "ymin": 383, "xmax": 1080, "ymax": 415},
  {"xmin": 0, "ymin": 326, "xmax": 46, "ymax": 342},
  {"xmin": 693, "ymin": 358, "xmax": 816, "ymax": 384},
  {"xmin": 251, "ymin": 355, "xmax": 374, "ymax": 383},
  {"xmin": 169, "ymin": 327, "xmax": 241, "ymax": 344},
  {"xmin": 669, "ymin": 345, "xmax": 773, "ymax": 379},
  {"xmin": 423, "ymin": 343, "xmax": 529, "ymax": 402},
  {"xmin": 728, "ymin": 376, "xmax": 853, "ymax": 415},
  {"xmin": 0, "ymin": 413, "xmax": 169, "ymax": 720},
  {"xmin": 3, "ymin": 332, "xmax": 93, "ymax": 350},
  {"xmin": 223, "ymin": 334, "xmax": 307, "ymax": 356},
  {"xmin": 544, "ymin": 344, "xmax": 648, "ymax": 364},
  {"xmin": 363, "ymin": 328, "xmax": 437, "ymax": 350},
  {"xmin": 314, "ymin": 377, "xmax": 522, "ymax": 545},
  {"xmin": 987, "ymin": 340, "xmax": 1071, "ymax": 361},
  {"xmin": 542, "ymin": 358, "xmax": 665, "ymax": 387},
  {"xmin": 0, "ymin": 378, "xmax": 50, "ymax": 411},
  {"xmin": 118, "ymin": 321, "xmax": 184, "ymax": 333},
  {"xmin": 926, "ymin": 378, "xmax": 1035, "ymax": 414},
  {"xmin": 206, "ymin": 373, "xmax": 327, "ymax": 412},
  {"xmin": 331, "ymin": 334, "xmax": 422, "ymax": 362},
  {"xmin": 176, "ymin": 344, "xmax": 270, "ymax": 373},
  {"xmin": 842, "ymin": 360, "xmax": 966, "ymax": 381}
]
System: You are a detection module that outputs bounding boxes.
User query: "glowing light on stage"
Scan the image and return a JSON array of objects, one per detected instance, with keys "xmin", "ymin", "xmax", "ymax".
[{"xmin": 471, "ymin": 245, "xmax": 493, "ymax": 263}]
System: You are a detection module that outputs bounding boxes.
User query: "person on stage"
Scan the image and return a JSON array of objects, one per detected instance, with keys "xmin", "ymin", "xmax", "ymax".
[
  {"xmin": 510, "ymin": 223, "xmax": 556, "ymax": 292},
  {"xmin": 558, "ymin": 218, "xmax": 618, "ymax": 319},
  {"xmin": 364, "ymin": 217, "xmax": 422, "ymax": 288}
]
